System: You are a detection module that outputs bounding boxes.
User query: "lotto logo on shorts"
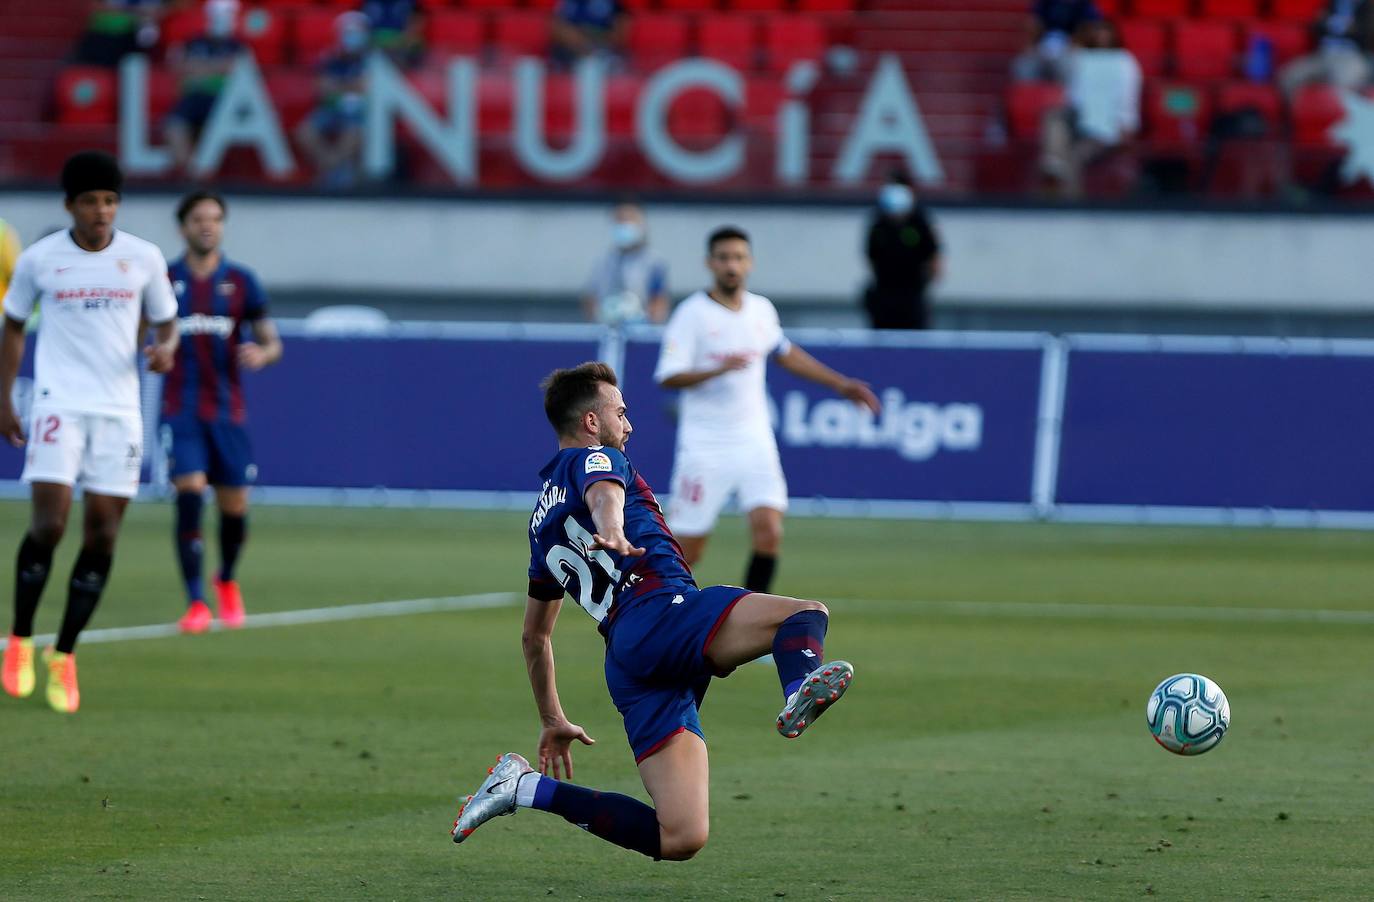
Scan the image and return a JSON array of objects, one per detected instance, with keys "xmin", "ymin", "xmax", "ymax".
[{"xmin": 585, "ymin": 452, "xmax": 613, "ymax": 473}]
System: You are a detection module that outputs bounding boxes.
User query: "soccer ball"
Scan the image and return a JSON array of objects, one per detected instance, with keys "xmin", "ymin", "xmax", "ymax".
[{"xmin": 1146, "ymin": 673, "xmax": 1230, "ymax": 756}]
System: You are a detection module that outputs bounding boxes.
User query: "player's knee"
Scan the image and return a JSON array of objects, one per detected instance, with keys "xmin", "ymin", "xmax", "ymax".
[
  {"xmin": 83, "ymin": 521, "xmax": 120, "ymax": 554},
  {"xmin": 795, "ymin": 598, "xmax": 828, "ymax": 619},
  {"xmin": 29, "ymin": 517, "xmax": 66, "ymax": 548},
  {"xmin": 659, "ymin": 823, "xmax": 709, "ymax": 861}
]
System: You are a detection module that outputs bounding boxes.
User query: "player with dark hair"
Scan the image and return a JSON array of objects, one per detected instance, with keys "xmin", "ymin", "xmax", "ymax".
[
  {"xmin": 0, "ymin": 151, "xmax": 179, "ymax": 713},
  {"xmin": 449, "ymin": 361, "xmax": 854, "ymax": 860},
  {"xmin": 654, "ymin": 226, "xmax": 881, "ymax": 594},
  {"xmin": 164, "ymin": 190, "xmax": 282, "ymax": 634}
]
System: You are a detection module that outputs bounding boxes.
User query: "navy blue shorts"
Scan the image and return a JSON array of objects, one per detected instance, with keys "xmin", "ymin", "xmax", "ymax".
[
  {"xmin": 162, "ymin": 416, "xmax": 256, "ymax": 487},
  {"xmin": 604, "ymin": 585, "xmax": 752, "ymax": 763}
]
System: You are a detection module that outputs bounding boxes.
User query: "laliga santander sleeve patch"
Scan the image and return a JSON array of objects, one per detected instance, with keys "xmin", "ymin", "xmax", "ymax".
[{"xmin": 585, "ymin": 451, "xmax": 614, "ymax": 474}]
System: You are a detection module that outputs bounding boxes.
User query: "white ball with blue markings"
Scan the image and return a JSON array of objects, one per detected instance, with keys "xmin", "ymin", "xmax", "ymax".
[{"xmin": 1147, "ymin": 673, "xmax": 1230, "ymax": 756}]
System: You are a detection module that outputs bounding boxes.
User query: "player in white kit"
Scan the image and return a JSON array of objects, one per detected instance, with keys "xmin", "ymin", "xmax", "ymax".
[
  {"xmin": 654, "ymin": 226, "xmax": 880, "ymax": 594},
  {"xmin": 0, "ymin": 152, "xmax": 179, "ymax": 713}
]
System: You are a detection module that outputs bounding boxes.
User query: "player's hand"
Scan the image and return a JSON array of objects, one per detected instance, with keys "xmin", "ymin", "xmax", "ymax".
[
  {"xmin": 718, "ymin": 353, "xmax": 752, "ymax": 373},
  {"xmin": 590, "ymin": 530, "xmax": 646, "ymax": 558},
  {"xmin": 537, "ymin": 719, "xmax": 596, "ymax": 780},
  {"xmin": 839, "ymin": 378, "xmax": 881, "ymax": 414},
  {"xmin": 143, "ymin": 342, "xmax": 176, "ymax": 374},
  {"xmin": 0, "ymin": 404, "xmax": 25, "ymax": 448},
  {"xmin": 238, "ymin": 342, "xmax": 270, "ymax": 371}
]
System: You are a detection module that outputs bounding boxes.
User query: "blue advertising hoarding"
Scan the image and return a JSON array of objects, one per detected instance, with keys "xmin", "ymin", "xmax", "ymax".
[
  {"xmin": 1056, "ymin": 341, "xmax": 1374, "ymax": 513},
  {"xmin": 618, "ymin": 333, "xmax": 1046, "ymax": 505}
]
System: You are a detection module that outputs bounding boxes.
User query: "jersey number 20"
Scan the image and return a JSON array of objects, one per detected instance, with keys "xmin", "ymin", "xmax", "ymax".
[{"xmin": 545, "ymin": 517, "xmax": 623, "ymax": 622}]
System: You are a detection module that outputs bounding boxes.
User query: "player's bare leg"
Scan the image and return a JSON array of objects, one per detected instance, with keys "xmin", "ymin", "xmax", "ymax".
[
  {"xmin": 173, "ymin": 472, "xmax": 213, "ymax": 633},
  {"xmin": 744, "ymin": 506, "xmax": 783, "ymax": 593},
  {"xmin": 637, "ymin": 730, "xmax": 710, "ymax": 861},
  {"xmin": 705, "ymin": 593, "xmax": 854, "ymax": 739},
  {"xmin": 43, "ymin": 492, "xmax": 127, "ymax": 713},
  {"xmin": 4, "ymin": 483, "xmax": 71, "ymax": 699},
  {"xmin": 212, "ymin": 486, "xmax": 249, "ymax": 627}
]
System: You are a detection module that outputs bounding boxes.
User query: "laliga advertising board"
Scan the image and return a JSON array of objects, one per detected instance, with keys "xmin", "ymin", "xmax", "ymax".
[{"xmin": 619, "ymin": 337, "xmax": 1044, "ymax": 504}]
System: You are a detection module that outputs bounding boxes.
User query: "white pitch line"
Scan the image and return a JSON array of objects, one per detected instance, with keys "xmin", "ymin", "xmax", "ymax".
[
  {"xmin": 830, "ymin": 597, "xmax": 1374, "ymax": 626},
  {"xmin": 0, "ymin": 592, "xmax": 520, "ymax": 650}
]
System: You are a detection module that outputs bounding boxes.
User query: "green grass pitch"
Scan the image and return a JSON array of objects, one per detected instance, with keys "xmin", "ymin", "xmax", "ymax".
[{"xmin": 1, "ymin": 499, "xmax": 1372, "ymax": 900}]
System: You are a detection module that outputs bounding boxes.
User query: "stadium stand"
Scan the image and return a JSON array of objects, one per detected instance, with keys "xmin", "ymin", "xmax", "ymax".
[{"xmin": 7, "ymin": 0, "xmax": 1374, "ymax": 199}]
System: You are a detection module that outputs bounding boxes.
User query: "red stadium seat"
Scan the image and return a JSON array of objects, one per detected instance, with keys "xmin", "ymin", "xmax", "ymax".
[
  {"xmin": 1005, "ymin": 81, "xmax": 1064, "ymax": 141},
  {"xmin": 795, "ymin": 0, "xmax": 857, "ymax": 12},
  {"xmin": 1270, "ymin": 0, "xmax": 1326, "ymax": 21},
  {"xmin": 1173, "ymin": 20, "xmax": 1238, "ymax": 80},
  {"xmin": 658, "ymin": 0, "xmax": 719, "ymax": 10},
  {"xmin": 55, "ymin": 67, "xmax": 116, "ymax": 126},
  {"xmin": 161, "ymin": 9, "xmax": 203, "ymax": 49},
  {"xmin": 629, "ymin": 14, "xmax": 690, "ymax": 70},
  {"xmin": 1214, "ymin": 80, "xmax": 1282, "ymax": 131},
  {"xmin": 1198, "ymin": 0, "xmax": 1259, "ymax": 17},
  {"xmin": 1243, "ymin": 21, "xmax": 1309, "ymax": 67},
  {"xmin": 764, "ymin": 15, "xmax": 827, "ymax": 74},
  {"xmin": 1146, "ymin": 82, "xmax": 1212, "ymax": 147},
  {"xmin": 667, "ymin": 86, "xmax": 730, "ymax": 136},
  {"xmin": 698, "ymin": 15, "xmax": 759, "ymax": 71},
  {"xmin": 427, "ymin": 11, "xmax": 484, "ymax": 54},
  {"xmin": 263, "ymin": 68, "xmax": 316, "ymax": 128},
  {"xmin": 728, "ymin": 0, "xmax": 786, "ymax": 10},
  {"xmin": 1290, "ymin": 83, "xmax": 1345, "ymax": 145},
  {"xmin": 241, "ymin": 7, "xmax": 288, "ymax": 66},
  {"xmin": 1094, "ymin": 0, "xmax": 1120, "ymax": 13},
  {"xmin": 1118, "ymin": 19, "xmax": 1167, "ymax": 77},
  {"xmin": 464, "ymin": 0, "xmax": 526, "ymax": 10},
  {"xmin": 292, "ymin": 8, "xmax": 339, "ymax": 65},
  {"xmin": 492, "ymin": 12, "xmax": 549, "ymax": 58},
  {"xmin": 744, "ymin": 75, "xmax": 783, "ymax": 128},
  {"xmin": 1130, "ymin": 0, "xmax": 1188, "ymax": 17}
]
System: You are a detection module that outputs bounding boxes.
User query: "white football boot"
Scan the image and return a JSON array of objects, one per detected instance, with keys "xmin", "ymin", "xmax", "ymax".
[
  {"xmin": 452, "ymin": 752, "xmax": 534, "ymax": 843},
  {"xmin": 776, "ymin": 661, "xmax": 854, "ymax": 739}
]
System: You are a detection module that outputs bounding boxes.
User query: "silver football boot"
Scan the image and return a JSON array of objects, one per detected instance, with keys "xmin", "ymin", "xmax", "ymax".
[
  {"xmin": 451, "ymin": 752, "xmax": 534, "ymax": 843},
  {"xmin": 776, "ymin": 661, "xmax": 854, "ymax": 739}
]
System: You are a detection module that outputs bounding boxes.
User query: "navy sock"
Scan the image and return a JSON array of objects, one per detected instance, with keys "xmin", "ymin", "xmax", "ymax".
[
  {"xmin": 523, "ymin": 775, "xmax": 661, "ymax": 859},
  {"xmin": 743, "ymin": 553, "xmax": 777, "ymax": 593},
  {"xmin": 12, "ymin": 533, "xmax": 55, "ymax": 637},
  {"xmin": 175, "ymin": 492, "xmax": 204, "ymax": 604},
  {"xmin": 773, "ymin": 609, "xmax": 828, "ymax": 699},
  {"xmin": 217, "ymin": 513, "xmax": 246, "ymax": 582},
  {"xmin": 55, "ymin": 548, "xmax": 112, "ymax": 654}
]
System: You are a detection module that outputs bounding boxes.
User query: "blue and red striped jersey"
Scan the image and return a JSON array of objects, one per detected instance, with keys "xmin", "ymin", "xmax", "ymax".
[
  {"xmin": 162, "ymin": 256, "xmax": 268, "ymax": 424},
  {"xmin": 527, "ymin": 445, "xmax": 696, "ymax": 635}
]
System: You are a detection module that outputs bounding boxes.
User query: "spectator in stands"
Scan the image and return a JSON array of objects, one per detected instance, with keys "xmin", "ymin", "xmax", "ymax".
[
  {"xmin": 165, "ymin": 0, "xmax": 246, "ymax": 174},
  {"xmin": 74, "ymin": 0, "xmax": 164, "ymax": 68},
  {"xmin": 362, "ymin": 0, "xmax": 424, "ymax": 69},
  {"xmin": 295, "ymin": 12, "xmax": 370, "ymax": 189},
  {"xmin": 1279, "ymin": 0, "xmax": 1374, "ymax": 99},
  {"xmin": 581, "ymin": 203, "xmax": 669, "ymax": 325},
  {"xmin": 861, "ymin": 173, "xmax": 943, "ymax": 331},
  {"xmin": 551, "ymin": 0, "xmax": 628, "ymax": 70},
  {"xmin": 1012, "ymin": 0, "xmax": 1102, "ymax": 82},
  {"xmin": 1039, "ymin": 18, "xmax": 1140, "ymax": 198}
]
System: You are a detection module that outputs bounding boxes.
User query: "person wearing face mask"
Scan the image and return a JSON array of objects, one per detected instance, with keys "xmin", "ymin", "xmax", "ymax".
[
  {"xmin": 165, "ymin": 0, "xmax": 246, "ymax": 174},
  {"xmin": 861, "ymin": 175, "xmax": 943, "ymax": 331},
  {"xmin": 295, "ymin": 12, "xmax": 372, "ymax": 188},
  {"xmin": 580, "ymin": 204, "xmax": 669, "ymax": 325}
]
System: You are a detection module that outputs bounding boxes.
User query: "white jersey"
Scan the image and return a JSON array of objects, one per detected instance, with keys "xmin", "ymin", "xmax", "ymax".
[
  {"xmin": 654, "ymin": 290, "xmax": 792, "ymax": 453},
  {"xmin": 2, "ymin": 229, "xmax": 178, "ymax": 416}
]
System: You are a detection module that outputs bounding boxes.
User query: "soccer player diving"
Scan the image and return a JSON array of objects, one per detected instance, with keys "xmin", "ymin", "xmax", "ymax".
[{"xmin": 448, "ymin": 361, "xmax": 853, "ymax": 861}]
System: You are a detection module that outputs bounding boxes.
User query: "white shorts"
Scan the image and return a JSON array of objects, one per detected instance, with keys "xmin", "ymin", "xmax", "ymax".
[
  {"xmin": 667, "ymin": 446, "xmax": 789, "ymax": 537},
  {"xmin": 21, "ymin": 406, "xmax": 143, "ymax": 499}
]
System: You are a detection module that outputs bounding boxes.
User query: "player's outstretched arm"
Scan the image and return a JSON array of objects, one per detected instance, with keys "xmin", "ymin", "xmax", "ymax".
[
  {"xmin": 776, "ymin": 344, "xmax": 881, "ymax": 414},
  {"xmin": 0, "ymin": 316, "xmax": 27, "ymax": 446},
  {"xmin": 522, "ymin": 595, "xmax": 596, "ymax": 779},
  {"xmin": 585, "ymin": 481, "xmax": 646, "ymax": 558}
]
